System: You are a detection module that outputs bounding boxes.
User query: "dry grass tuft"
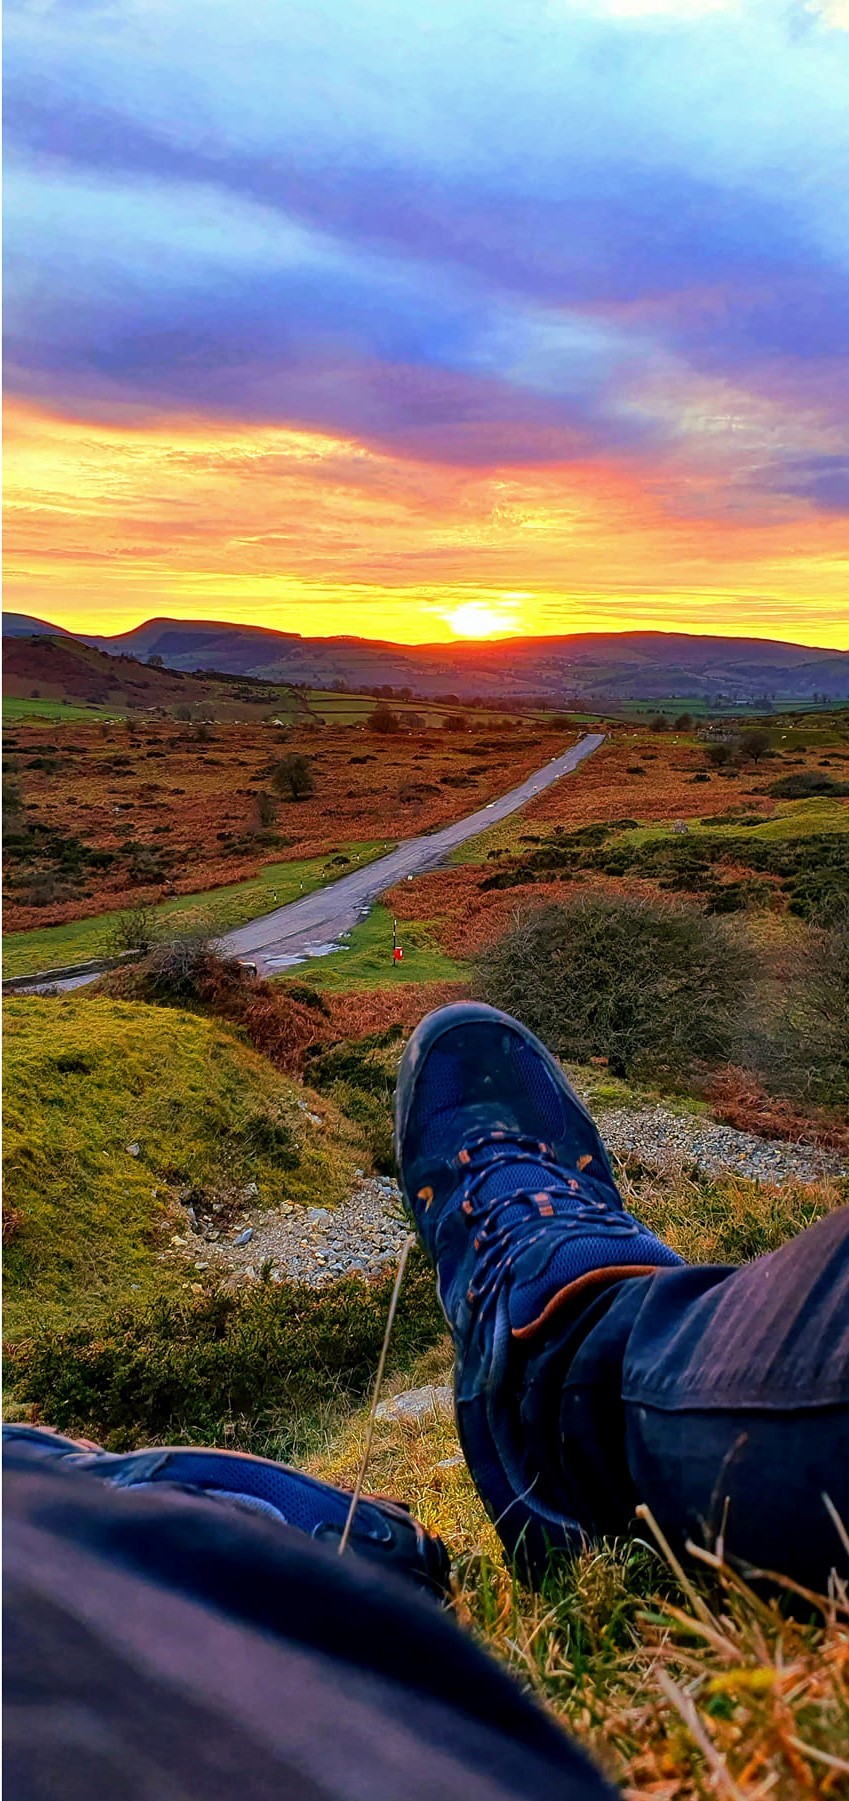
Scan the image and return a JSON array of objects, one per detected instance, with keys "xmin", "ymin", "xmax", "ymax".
[
  {"xmin": 708, "ymin": 1067, "xmax": 849, "ymax": 1155},
  {"xmin": 312, "ymin": 1339, "xmax": 849, "ymax": 1798}
]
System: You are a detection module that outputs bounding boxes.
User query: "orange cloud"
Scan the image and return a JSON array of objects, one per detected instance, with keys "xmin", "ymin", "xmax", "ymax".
[{"xmin": 4, "ymin": 400, "xmax": 847, "ymax": 648}]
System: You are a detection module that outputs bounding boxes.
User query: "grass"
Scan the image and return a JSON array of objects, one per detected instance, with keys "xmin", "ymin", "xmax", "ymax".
[
  {"xmin": 4, "ymin": 989, "xmax": 847, "ymax": 1789},
  {"xmin": 2, "ymin": 696, "xmax": 115, "ymax": 723},
  {"xmin": 2, "ymin": 994, "xmax": 355, "ymax": 1340},
  {"xmin": 2, "ymin": 841, "xmax": 390, "ymax": 978},
  {"xmin": 309, "ymin": 1165, "xmax": 848, "ymax": 1796},
  {"xmin": 609, "ymin": 796, "xmax": 849, "ymax": 847},
  {"xmin": 278, "ymin": 902, "xmax": 468, "ymax": 991}
]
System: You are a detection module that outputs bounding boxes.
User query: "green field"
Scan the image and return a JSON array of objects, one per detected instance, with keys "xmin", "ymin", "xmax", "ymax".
[
  {"xmin": 609, "ymin": 796, "xmax": 849, "ymax": 848},
  {"xmin": 279, "ymin": 903, "xmax": 467, "ymax": 991},
  {"xmin": 2, "ymin": 696, "xmax": 116, "ymax": 723},
  {"xmin": 2, "ymin": 842, "xmax": 391, "ymax": 979}
]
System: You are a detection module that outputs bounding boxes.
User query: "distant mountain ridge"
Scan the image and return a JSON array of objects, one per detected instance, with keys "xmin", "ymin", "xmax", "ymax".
[{"xmin": 4, "ymin": 613, "xmax": 848, "ymax": 704}]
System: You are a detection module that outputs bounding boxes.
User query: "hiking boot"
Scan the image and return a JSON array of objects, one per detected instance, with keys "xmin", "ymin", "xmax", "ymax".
[
  {"xmin": 1, "ymin": 1427, "xmax": 452, "ymax": 1602},
  {"xmin": 395, "ymin": 1002, "xmax": 682, "ymax": 1575}
]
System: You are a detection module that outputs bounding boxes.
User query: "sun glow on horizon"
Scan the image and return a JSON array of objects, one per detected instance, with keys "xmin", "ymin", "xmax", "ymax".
[{"xmin": 442, "ymin": 601, "xmax": 523, "ymax": 639}]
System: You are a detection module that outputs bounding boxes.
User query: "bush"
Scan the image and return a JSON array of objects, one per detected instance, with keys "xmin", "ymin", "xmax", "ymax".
[
  {"xmin": 367, "ymin": 706, "xmax": 402, "ymax": 735},
  {"xmin": 673, "ymin": 713, "xmax": 693, "ymax": 730},
  {"xmin": 705, "ymin": 741, "xmax": 734, "ymax": 768},
  {"xmin": 108, "ymin": 903, "xmax": 160, "ymax": 956},
  {"xmin": 252, "ymin": 790, "xmax": 277, "ymax": 830},
  {"xmin": 789, "ymin": 903, "xmax": 849, "ymax": 1106},
  {"xmin": 766, "ymin": 771, "xmax": 849, "ymax": 799},
  {"xmin": 5, "ymin": 1257, "xmax": 444, "ymax": 1452},
  {"xmin": 270, "ymin": 753, "xmax": 315, "ymax": 800},
  {"xmin": 476, "ymin": 894, "xmax": 753, "ymax": 1080},
  {"xmin": 649, "ymin": 714, "xmax": 669, "ymax": 732}
]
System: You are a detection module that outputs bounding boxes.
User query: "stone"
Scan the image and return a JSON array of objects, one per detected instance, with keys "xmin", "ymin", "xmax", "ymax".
[
  {"xmin": 243, "ymin": 1181, "xmax": 259, "ymax": 1200},
  {"xmin": 125, "ymin": 1143, "xmax": 141, "ymax": 1157},
  {"xmin": 233, "ymin": 1227, "xmax": 254, "ymax": 1247},
  {"xmin": 375, "ymin": 1385, "xmax": 453, "ymax": 1423}
]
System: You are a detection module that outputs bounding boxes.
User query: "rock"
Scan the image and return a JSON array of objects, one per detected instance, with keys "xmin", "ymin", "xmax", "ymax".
[
  {"xmin": 307, "ymin": 1207, "xmax": 330, "ymax": 1223},
  {"xmin": 435, "ymin": 1455, "xmax": 465, "ymax": 1471},
  {"xmin": 375, "ymin": 1385, "xmax": 453, "ymax": 1423},
  {"xmin": 125, "ymin": 1143, "xmax": 141, "ymax": 1157},
  {"xmin": 243, "ymin": 1181, "xmax": 259, "ymax": 1200},
  {"xmin": 233, "ymin": 1227, "xmax": 254, "ymax": 1247}
]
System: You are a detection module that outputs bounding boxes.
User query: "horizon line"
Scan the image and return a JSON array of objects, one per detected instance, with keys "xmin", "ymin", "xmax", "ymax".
[{"xmin": 9, "ymin": 612, "xmax": 848, "ymax": 659}]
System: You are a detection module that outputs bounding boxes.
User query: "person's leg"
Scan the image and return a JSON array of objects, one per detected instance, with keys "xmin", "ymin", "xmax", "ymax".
[
  {"xmin": 396, "ymin": 1002, "xmax": 849, "ymax": 1589},
  {"xmin": 521, "ymin": 1206, "xmax": 849, "ymax": 1588},
  {"xmin": 4, "ymin": 1435, "xmax": 615, "ymax": 1801}
]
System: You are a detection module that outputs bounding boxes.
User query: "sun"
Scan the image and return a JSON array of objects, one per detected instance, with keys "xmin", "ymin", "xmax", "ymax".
[{"xmin": 442, "ymin": 601, "xmax": 520, "ymax": 639}]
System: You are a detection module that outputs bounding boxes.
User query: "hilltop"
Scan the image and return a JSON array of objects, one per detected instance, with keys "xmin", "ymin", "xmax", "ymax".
[{"xmin": 5, "ymin": 614, "xmax": 849, "ymax": 706}]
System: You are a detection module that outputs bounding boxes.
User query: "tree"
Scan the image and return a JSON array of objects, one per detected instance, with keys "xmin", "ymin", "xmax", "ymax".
[
  {"xmin": 367, "ymin": 706, "xmax": 402, "ymax": 735},
  {"xmin": 270, "ymin": 753, "xmax": 314, "ymax": 801},
  {"xmin": 443, "ymin": 713, "xmax": 468, "ymax": 732},
  {"xmin": 147, "ymin": 654, "xmax": 164, "ymax": 668},
  {"xmin": 705, "ymin": 741, "xmax": 734, "ymax": 769},
  {"xmin": 649, "ymin": 714, "xmax": 669, "ymax": 732},
  {"xmin": 253, "ymin": 791, "xmax": 277, "ymax": 830},
  {"xmin": 738, "ymin": 727, "xmax": 771, "ymax": 764},
  {"xmin": 674, "ymin": 713, "xmax": 693, "ymax": 731}
]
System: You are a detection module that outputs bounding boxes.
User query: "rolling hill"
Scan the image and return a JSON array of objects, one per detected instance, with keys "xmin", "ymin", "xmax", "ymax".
[{"xmin": 4, "ymin": 614, "xmax": 848, "ymax": 705}]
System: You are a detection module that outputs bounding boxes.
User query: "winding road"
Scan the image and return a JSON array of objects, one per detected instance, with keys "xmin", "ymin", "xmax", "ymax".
[
  {"xmin": 222, "ymin": 732, "xmax": 604, "ymax": 973},
  {"xmin": 9, "ymin": 733, "xmax": 603, "ymax": 991}
]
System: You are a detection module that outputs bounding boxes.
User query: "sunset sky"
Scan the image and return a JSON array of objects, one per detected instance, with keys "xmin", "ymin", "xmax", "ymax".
[{"xmin": 4, "ymin": 0, "xmax": 849, "ymax": 648}]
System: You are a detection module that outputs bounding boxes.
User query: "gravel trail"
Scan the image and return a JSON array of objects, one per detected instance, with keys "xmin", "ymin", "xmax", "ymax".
[{"xmin": 204, "ymin": 1107, "xmax": 844, "ymax": 1288}]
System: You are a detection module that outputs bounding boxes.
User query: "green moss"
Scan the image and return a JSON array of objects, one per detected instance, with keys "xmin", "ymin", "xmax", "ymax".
[{"xmin": 3, "ymin": 995, "xmax": 355, "ymax": 1339}]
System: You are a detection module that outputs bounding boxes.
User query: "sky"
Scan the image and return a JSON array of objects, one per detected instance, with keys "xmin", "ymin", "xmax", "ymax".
[{"xmin": 4, "ymin": 0, "xmax": 849, "ymax": 649}]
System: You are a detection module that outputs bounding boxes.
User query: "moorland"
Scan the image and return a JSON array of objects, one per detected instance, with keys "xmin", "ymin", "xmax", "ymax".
[{"xmin": 4, "ymin": 634, "xmax": 849, "ymax": 1796}]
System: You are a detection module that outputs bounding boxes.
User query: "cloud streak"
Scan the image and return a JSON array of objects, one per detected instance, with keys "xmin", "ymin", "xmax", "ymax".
[{"xmin": 4, "ymin": 0, "xmax": 848, "ymax": 642}]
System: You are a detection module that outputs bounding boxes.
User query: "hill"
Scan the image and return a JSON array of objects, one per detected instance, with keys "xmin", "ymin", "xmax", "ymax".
[
  {"xmin": 5, "ymin": 614, "xmax": 848, "ymax": 705},
  {"xmin": 2, "ymin": 632, "xmax": 298, "ymax": 716}
]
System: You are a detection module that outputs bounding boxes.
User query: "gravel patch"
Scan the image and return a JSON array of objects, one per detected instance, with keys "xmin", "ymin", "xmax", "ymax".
[
  {"xmin": 203, "ymin": 1175, "xmax": 410, "ymax": 1288},
  {"xmin": 597, "ymin": 1105, "xmax": 845, "ymax": 1187},
  {"xmin": 205, "ymin": 1109, "xmax": 843, "ymax": 1288}
]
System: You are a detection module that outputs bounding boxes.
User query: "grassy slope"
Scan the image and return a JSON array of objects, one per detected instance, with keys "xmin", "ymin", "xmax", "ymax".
[
  {"xmin": 2, "ymin": 842, "xmax": 390, "ymax": 977},
  {"xmin": 3, "ymin": 995, "xmax": 355, "ymax": 1339},
  {"xmin": 449, "ymin": 793, "xmax": 849, "ymax": 869},
  {"xmin": 3, "ymin": 696, "xmax": 114, "ymax": 722},
  {"xmin": 312, "ymin": 1163, "xmax": 849, "ymax": 1797},
  {"xmin": 279, "ymin": 902, "xmax": 467, "ymax": 991}
]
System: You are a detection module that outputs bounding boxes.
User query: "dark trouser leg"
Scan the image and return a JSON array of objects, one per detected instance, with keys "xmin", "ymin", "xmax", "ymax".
[{"xmin": 521, "ymin": 1206, "xmax": 849, "ymax": 1590}]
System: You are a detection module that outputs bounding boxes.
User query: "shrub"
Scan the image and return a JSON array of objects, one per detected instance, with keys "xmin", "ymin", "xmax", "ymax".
[
  {"xmin": 108, "ymin": 904, "xmax": 160, "ymax": 956},
  {"xmin": 252, "ymin": 790, "xmax": 277, "ymax": 830},
  {"xmin": 789, "ymin": 902, "xmax": 849, "ymax": 1107},
  {"xmin": 443, "ymin": 713, "xmax": 468, "ymax": 732},
  {"xmin": 367, "ymin": 706, "xmax": 402, "ymax": 735},
  {"xmin": 270, "ymin": 753, "xmax": 315, "ymax": 800},
  {"xmin": 705, "ymin": 741, "xmax": 734, "ymax": 768},
  {"xmin": 5, "ymin": 1257, "xmax": 444, "ymax": 1452},
  {"xmin": 476, "ymin": 893, "xmax": 753, "ymax": 1080},
  {"xmin": 673, "ymin": 713, "xmax": 693, "ymax": 730},
  {"xmin": 767, "ymin": 771, "xmax": 849, "ymax": 799},
  {"xmin": 649, "ymin": 714, "xmax": 669, "ymax": 732}
]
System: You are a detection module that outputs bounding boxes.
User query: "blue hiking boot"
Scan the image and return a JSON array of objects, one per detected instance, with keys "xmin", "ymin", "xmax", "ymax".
[
  {"xmin": 395, "ymin": 1002, "xmax": 682, "ymax": 1577},
  {"xmin": 1, "ymin": 1426, "xmax": 452, "ymax": 1601}
]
